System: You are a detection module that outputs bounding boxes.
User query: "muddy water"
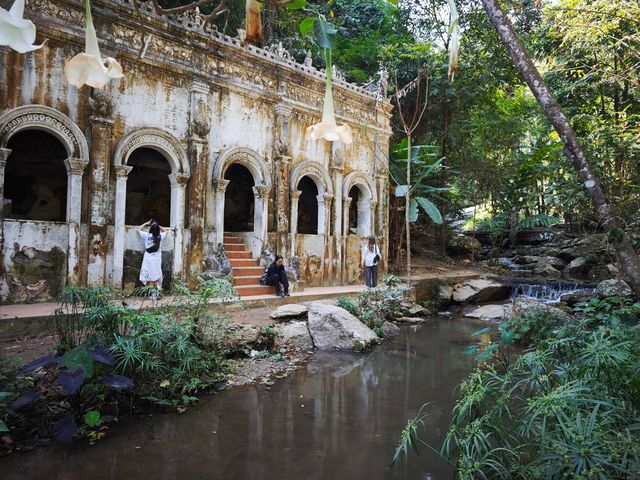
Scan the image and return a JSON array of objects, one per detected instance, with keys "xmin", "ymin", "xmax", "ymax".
[{"xmin": 1, "ymin": 318, "xmax": 477, "ymax": 480}]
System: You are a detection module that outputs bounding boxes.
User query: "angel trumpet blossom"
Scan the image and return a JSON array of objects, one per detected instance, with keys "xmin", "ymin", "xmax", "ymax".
[
  {"xmin": 64, "ymin": 0, "xmax": 123, "ymax": 89},
  {"xmin": 306, "ymin": 49, "xmax": 352, "ymax": 145},
  {"xmin": 0, "ymin": 0, "xmax": 44, "ymax": 53}
]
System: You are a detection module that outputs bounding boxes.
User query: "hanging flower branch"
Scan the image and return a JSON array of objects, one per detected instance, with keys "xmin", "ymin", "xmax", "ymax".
[
  {"xmin": 65, "ymin": 0, "xmax": 123, "ymax": 89},
  {"xmin": 301, "ymin": 13, "xmax": 352, "ymax": 145},
  {"xmin": 0, "ymin": 0, "xmax": 44, "ymax": 53}
]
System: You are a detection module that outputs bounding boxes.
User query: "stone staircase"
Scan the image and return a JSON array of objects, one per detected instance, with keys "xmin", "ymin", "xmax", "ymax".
[{"xmin": 224, "ymin": 233, "xmax": 273, "ymax": 297}]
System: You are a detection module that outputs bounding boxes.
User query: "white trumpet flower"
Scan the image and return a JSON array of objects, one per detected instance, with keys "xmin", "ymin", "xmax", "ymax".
[
  {"xmin": 306, "ymin": 49, "xmax": 352, "ymax": 145},
  {"xmin": 0, "ymin": 0, "xmax": 44, "ymax": 53},
  {"xmin": 65, "ymin": 0, "xmax": 123, "ymax": 89}
]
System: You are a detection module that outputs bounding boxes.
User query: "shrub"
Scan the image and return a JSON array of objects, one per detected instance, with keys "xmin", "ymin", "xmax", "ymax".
[
  {"xmin": 357, "ymin": 285, "xmax": 407, "ymax": 329},
  {"xmin": 336, "ymin": 295, "xmax": 360, "ymax": 317}
]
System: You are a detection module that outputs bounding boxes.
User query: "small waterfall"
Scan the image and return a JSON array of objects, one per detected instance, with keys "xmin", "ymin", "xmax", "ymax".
[
  {"xmin": 508, "ymin": 279, "xmax": 596, "ymax": 303},
  {"xmin": 498, "ymin": 257, "xmax": 529, "ymax": 271}
]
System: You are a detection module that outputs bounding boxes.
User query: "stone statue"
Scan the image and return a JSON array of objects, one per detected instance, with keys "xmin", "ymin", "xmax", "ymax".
[
  {"xmin": 236, "ymin": 28, "xmax": 246, "ymax": 43},
  {"xmin": 201, "ymin": 245, "xmax": 232, "ymax": 280},
  {"xmin": 304, "ymin": 50, "xmax": 313, "ymax": 67},
  {"xmin": 259, "ymin": 244, "xmax": 275, "ymax": 268},
  {"xmin": 376, "ymin": 64, "xmax": 389, "ymax": 101},
  {"xmin": 191, "ymin": 99, "xmax": 210, "ymax": 137}
]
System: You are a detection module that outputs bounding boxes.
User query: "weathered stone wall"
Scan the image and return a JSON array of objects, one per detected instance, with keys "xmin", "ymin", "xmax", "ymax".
[{"xmin": 0, "ymin": 0, "xmax": 392, "ymax": 302}]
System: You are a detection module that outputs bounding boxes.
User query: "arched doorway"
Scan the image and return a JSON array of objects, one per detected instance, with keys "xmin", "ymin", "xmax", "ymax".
[
  {"xmin": 347, "ymin": 185, "xmax": 360, "ymax": 236},
  {"xmin": 224, "ymin": 163, "xmax": 255, "ymax": 232},
  {"xmin": 4, "ymin": 130, "xmax": 67, "ymax": 222},
  {"xmin": 125, "ymin": 147, "xmax": 172, "ymax": 227},
  {"xmin": 297, "ymin": 176, "xmax": 319, "ymax": 235}
]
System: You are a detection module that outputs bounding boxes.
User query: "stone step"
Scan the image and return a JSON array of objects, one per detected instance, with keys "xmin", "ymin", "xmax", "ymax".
[
  {"xmin": 235, "ymin": 285, "xmax": 274, "ymax": 297},
  {"xmin": 233, "ymin": 275, "xmax": 263, "ymax": 286},
  {"xmin": 229, "ymin": 258, "xmax": 259, "ymax": 268},
  {"xmin": 232, "ymin": 266, "xmax": 265, "ymax": 276},
  {"xmin": 227, "ymin": 251, "xmax": 253, "ymax": 259},
  {"xmin": 223, "ymin": 235, "xmax": 242, "ymax": 243},
  {"xmin": 224, "ymin": 243, "xmax": 247, "ymax": 252}
]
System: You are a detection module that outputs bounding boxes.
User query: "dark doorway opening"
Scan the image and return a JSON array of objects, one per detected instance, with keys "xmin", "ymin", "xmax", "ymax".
[
  {"xmin": 224, "ymin": 163, "xmax": 255, "ymax": 232},
  {"xmin": 4, "ymin": 130, "xmax": 68, "ymax": 222},
  {"xmin": 125, "ymin": 148, "xmax": 171, "ymax": 226},
  {"xmin": 298, "ymin": 176, "xmax": 318, "ymax": 235}
]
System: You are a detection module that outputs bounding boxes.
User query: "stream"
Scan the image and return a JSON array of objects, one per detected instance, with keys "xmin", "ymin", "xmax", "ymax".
[{"xmin": 1, "ymin": 317, "xmax": 478, "ymax": 480}]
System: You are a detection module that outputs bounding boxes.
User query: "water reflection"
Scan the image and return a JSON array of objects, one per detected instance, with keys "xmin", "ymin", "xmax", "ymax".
[{"xmin": 1, "ymin": 318, "xmax": 477, "ymax": 480}]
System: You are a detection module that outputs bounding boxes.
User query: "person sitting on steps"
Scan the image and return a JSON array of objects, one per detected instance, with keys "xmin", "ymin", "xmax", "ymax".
[{"xmin": 265, "ymin": 255, "xmax": 289, "ymax": 297}]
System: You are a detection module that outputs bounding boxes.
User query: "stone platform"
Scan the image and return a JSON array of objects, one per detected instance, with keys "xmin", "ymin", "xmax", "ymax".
[{"xmin": 0, "ymin": 285, "xmax": 366, "ymax": 340}]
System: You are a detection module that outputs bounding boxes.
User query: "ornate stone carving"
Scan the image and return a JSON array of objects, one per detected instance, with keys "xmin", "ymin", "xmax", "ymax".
[
  {"xmin": 169, "ymin": 173, "xmax": 190, "ymax": 187},
  {"xmin": 252, "ymin": 184, "xmax": 270, "ymax": 198},
  {"xmin": 32, "ymin": 0, "xmax": 83, "ymax": 23},
  {"xmin": 0, "ymin": 106, "xmax": 89, "ymax": 160},
  {"xmin": 289, "ymin": 161, "xmax": 334, "ymax": 196},
  {"xmin": 112, "ymin": 24, "xmax": 144, "ymax": 50},
  {"xmin": 64, "ymin": 158, "xmax": 88, "ymax": 175},
  {"xmin": 343, "ymin": 171, "xmax": 377, "ymax": 201},
  {"xmin": 213, "ymin": 178, "xmax": 230, "ymax": 192},
  {"xmin": 89, "ymin": 92, "xmax": 114, "ymax": 119},
  {"xmin": 0, "ymin": 148, "xmax": 11, "ymax": 166},
  {"xmin": 114, "ymin": 128, "xmax": 189, "ymax": 175},
  {"xmin": 114, "ymin": 165, "xmax": 133, "ymax": 178},
  {"xmin": 304, "ymin": 50, "xmax": 313, "ymax": 67},
  {"xmin": 214, "ymin": 147, "xmax": 271, "ymax": 188},
  {"xmin": 190, "ymin": 99, "xmax": 210, "ymax": 137}
]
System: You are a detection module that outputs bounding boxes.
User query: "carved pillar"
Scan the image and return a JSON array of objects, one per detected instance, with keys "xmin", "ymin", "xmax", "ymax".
[
  {"xmin": 322, "ymin": 193, "xmax": 334, "ymax": 284},
  {"xmin": 169, "ymin": 173, "xmax": 190, "ymax": 281},
  {"xmin": 331, "ymin": 165, "xmax": 344, "ymax": 285},
  {"xmin": 274, "ymin": 104, "xmax": 293, "ymax": 257},
  {"xmin": 0, "ymin": 149, "xmax": 10, "ymax": 216},
  {"xmin": 370, "ymin": 200, "xmax": 378, "ymax": 238},
  {"xmin": 322, "ymin": 194, "xmax": 333, "ymax": 236},
  {"xmin": 64, "ymin": 158, "xmax": 88, "ymax": 285},
  {"xmin": 253, "ymin": 184, "xmax": 270, "ymax": 251},
  {"xmin": 112, "ymin": 165, "xmax": 132, "ymax": 289},
  {"xmin": 87, "ymin": 113, "xmax": 114, "ymax": 285},
  {"xmin": 342, "ymin": 196, "xmax": 352, "ymax": 284},
  {"xmin": 357, "ymin": 197, "xmax": 372, "ymax": 237},
  {"xmin": 213, "ymin": 179, "xmax": 229, "ymax": 248},
  {"xmin": 187, "ymin": 82, "xmax": 211, "ymax": 278},
  {"xmin": 290, "ymin": 190, "xmax": 301, "ymax": 255},
  {"xmin": 0, "ymin": 149, "xmax": 10, "ymax": 254}
]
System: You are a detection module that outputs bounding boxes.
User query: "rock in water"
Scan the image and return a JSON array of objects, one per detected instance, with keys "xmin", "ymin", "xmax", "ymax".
[
  {"xmin": 437, "ymin": 284, "xmax": 453, "ymax": 306},
  {"xmin": 503, "ymin": 296, "xmax": 572, "ymax": 323},
  {"xmin": 597, "ymin": 279, "xmax": 634, "ymax": 299},
  {"xmin": 452, "ymin": 279, "xmax": 511, "ymax": 303},
  {"xmin": 270, "ymin": 304, "xmax": 309, "ymax": 320},
  {"xmin": 465, "ymin": 304, "xmax": 506, "ymax": 321},
  {"xmin": 380, "ymin": 321, "xmax": 400, "ymax": 338},
  {"xmin": 395, "ymin": 317, "xmax": 426, "ymax": 324},
  {"xmin": 307, "ymin": 302, "xmax": 378, "ymax": 351}
]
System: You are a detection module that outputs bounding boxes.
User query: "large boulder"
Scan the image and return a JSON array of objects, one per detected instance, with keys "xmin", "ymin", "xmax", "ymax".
[
  {"xmin": 537, "ymin": 256, "xmax": 567, "ymax": 270},
  {"xmin": 448, "ymin": 235, "xmax": 482, "ymax": 256},
  {"xmin": 533, "ymin": 263, "xmax": 561, "ymax": 279},
  {"xmin": 597, "ymin": 279, "xmax": 634, "ymax": 299},
  {"xmin": 464, "ymin": 304, "xmax": 506, "ymax": 321},
  {"xmin": 270, "ymin": 304, "xmax": 309, "ymax": 320},
  {"xmin": 563, "ymin": 256, "xmax": 595, "ymax": 279},
  {"xmin": 278, "ymin": 321, "xmax": 314, "ymax": 351},
  {"xmin": 307, "ymin": 302, "xmax": 379, "ymax": 351},
  {"xmin": 515, "ymin": 255, "xmax": 541, "ymax": 265},
  {"xmin": 437, "ymin": 284, "xmax": 453, "ymax": 306},
  {"xmin": 452, "ymin": 279, "xmax": 512, "ymax": 303},
  {"xmin": 558, "ymin": 235, "xmax": 604, "ymax": 261},
  {"xmin": 560, "ymin": 289, "xmax": 596, "ymax": 307},
  {"xmin": 503, "ymin": 296, "xmax": 572, "ymax": 323}
]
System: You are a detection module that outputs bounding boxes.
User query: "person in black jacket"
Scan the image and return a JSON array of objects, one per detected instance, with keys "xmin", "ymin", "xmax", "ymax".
[{"xmin": 265, "ymin": 255, "xmax": 289, "ymax": 297}]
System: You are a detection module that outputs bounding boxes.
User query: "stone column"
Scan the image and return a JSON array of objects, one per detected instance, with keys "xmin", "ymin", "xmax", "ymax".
[
  {"xmin": 253, "ymin": 184, "xmax": 270, "ymax": 251},
  {"xmin": 290, "ymin": 190, "xmax": 301, "ymax": 255},
  {"xmin": 322, "ymin": 194, "xmax": 334, "ymax": 236},
  {"xmin": 273, "ymin": 104, "xmax": 293, "ymax": 258},
  {"xmin": 169, "ymin": 173, "xmax": 190, "ymax": 281},
  {"xmin": 370, "ymin": 200, "xmax": 378, "ymax": 238},
  {"xmin": 342, "ymin": 196, "xmax": 352, "ymax": 284},
  {"xmin": 87, "ymin": 115, "xmax": 114, "ymax": 285},
  {"xmin": 0, "ymin": 149, "xmax": 11, "ymax": 253},
  {"xmin": 331, "ymin": 166, "xmax": 344, "ymax": 284},
  {"xmin": 321, "ymin": 193, "xmax": 334, "ymax": 285},
  {"xmin": 316, "ymin": 194, "xmax": 326, "ymax": 236},
  {"xmin": 64, "ymin": 158, "xmax": 88, "ymax": 285},
  {"xmin": 187, "ymin": 82, "xmax": 211, "ymax": 279},
  {"xmin": 213, "ymin": 179, "xmax": 229, "ymax": 248},
  {"xmin": 112, "ymin": 165, "xmax": 132, "ymax": 290},
  {"xmin": 357, "ymin": 197, "xmax": 372, "ymax": 237}
]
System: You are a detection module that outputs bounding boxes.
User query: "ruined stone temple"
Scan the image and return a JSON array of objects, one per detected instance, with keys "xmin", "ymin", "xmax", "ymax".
[{"xmin": 0, "ymin": 0, "xmax": 392, "ymax": 302}]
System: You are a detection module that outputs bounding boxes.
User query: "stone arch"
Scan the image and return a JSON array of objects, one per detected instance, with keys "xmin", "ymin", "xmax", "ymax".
[
  {"xmin": 0, "ymin": 105, "xmax": 89, "ymax": 162},
  {"xmin": 289, "ymin": 160, "xmax": 333, "ymax": 195},
  {"xmin": 212, "ymin": 146, "xmax": 271, "ymax": 188},
  {"xmin": 113, "ymin": 128, "xmax": 189, "ymax": 175},
  {"xmin": 343, "ymin": 171, "xmax": 376, "ymax": 237},
  {"xmin": 342, "ymin": 171, "xmax": 376, "ymax": 202}
]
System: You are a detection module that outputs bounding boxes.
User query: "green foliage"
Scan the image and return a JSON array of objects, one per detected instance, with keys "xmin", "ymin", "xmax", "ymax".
[
  {"xmin": 256, "ymin": 325, "xmax": 279, "ymax": 351},
  {"xmin": 336, "ymin": 295, "xmax": 360, "ymax": 317},
  {"xmin": 517, "ymin": 214, "xmax": 562, "ymax": 230},
  {"xmin": 574, "ymin": 296, "xmax": 640, "ymax": 327},
  {"xmin": 500, "ymin": 308, "xmax": 569, "ymax": 347},
  {"xmin": 356, "ymin": 285, "xmax": 407, "ymax": 329}
]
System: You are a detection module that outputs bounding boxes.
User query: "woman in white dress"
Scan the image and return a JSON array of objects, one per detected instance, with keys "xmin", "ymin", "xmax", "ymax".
[{"xmin": 137, "ymin": 219, "xmax": 171, "ymax": 299}]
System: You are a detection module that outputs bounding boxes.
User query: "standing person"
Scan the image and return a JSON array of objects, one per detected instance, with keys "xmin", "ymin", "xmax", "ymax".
[
  {"xmin": 362, "ymin": 236, "xmax": 381, "ymax": 288},
  {"xmin": 137, "ymin": 219, "xmax": 171, "ymax": 301},
  {"xmin": 265, "ymin": 255, "xmax": 289, "ymax": 297}
]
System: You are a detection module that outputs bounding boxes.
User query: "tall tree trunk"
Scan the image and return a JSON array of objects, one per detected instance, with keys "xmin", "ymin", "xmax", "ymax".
[
  {"xmin": 480, "ymin": 0, "xmax": 640, "ymax": 296},
  {"xmin": 406, "ymin": 134, "xmax": 412, "ymax": 288}
]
